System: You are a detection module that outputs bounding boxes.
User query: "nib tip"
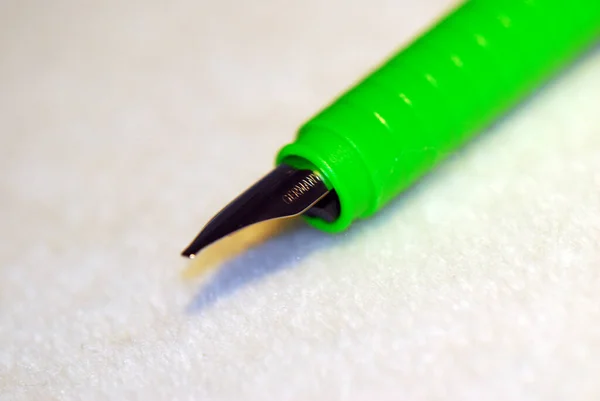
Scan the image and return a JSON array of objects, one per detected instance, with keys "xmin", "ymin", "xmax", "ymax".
[
  {"xmin": 181, "ymin": 235, "xmax": 212, "ymax": 259},
  {"xmin": 181, "ymin": 249, "xmax": 196, "ymax": 259}
]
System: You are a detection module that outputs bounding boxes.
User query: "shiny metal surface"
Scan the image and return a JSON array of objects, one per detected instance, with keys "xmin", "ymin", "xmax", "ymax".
[{"xmin": 181, "ymin": 164, "xmax": 333, "ymax": 258}]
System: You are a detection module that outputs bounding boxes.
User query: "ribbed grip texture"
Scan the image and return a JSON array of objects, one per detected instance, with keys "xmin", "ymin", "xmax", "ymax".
[{"xmin": 277, "ymin": 0, "xmax": 600, "ymax": 232}]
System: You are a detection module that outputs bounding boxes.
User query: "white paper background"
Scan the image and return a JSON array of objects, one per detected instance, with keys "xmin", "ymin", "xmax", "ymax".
[{"xmin": 2, "ymin": 0, "xmax": 600, "ymax": 399}]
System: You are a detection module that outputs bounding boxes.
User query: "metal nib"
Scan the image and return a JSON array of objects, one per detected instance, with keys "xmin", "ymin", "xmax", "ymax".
[{"xmin": 181, "ymin": 164, "xmax": 337, "ymax": 258}]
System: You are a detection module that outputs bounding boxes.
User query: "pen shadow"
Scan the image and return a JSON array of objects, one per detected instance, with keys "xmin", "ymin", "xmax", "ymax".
[{"xmin": 185, "ymin": 218, "xmax": 340, "ymax": 313}]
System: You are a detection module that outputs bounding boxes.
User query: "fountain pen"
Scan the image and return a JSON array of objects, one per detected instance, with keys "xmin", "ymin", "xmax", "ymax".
[{"xmin": 182, "ymin": 0, "xmax": 600, "ymax": 258}]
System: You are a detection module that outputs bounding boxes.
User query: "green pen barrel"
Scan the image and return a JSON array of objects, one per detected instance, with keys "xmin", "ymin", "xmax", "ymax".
[{"xmin": 276, "ymin": 0, "xmax": 600, "ymax": 232}]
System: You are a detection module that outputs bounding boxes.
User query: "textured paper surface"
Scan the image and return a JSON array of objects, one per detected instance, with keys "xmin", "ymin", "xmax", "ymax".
[{"xmin": 1, "ymin": 0, "xmax": 600, "ymax": 399}]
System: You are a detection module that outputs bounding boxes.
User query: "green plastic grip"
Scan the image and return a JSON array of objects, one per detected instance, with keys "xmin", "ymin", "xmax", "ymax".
[{"xmin": 277, "ymin": 0, "xmax": 600, "ymax": 232}]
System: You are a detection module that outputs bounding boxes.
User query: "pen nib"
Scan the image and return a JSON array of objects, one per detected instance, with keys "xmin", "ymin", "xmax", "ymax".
[{"xmin": 181, "ymin": 164, "xmax": 333, "ymax": 258}]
